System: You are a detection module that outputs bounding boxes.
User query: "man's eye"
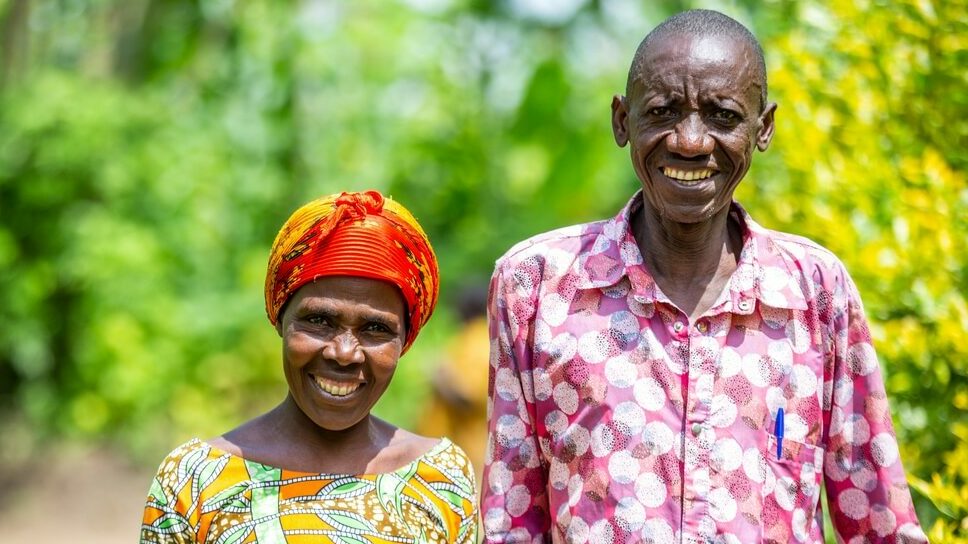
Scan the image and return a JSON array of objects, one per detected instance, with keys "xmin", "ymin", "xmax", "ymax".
[
  {"xmin": 648, "ymin": 107, "xmax": 675, "ymax": 117},
  {"xmin": 712, "ymin": 110, "xmax": 739, "ymax": 123}
]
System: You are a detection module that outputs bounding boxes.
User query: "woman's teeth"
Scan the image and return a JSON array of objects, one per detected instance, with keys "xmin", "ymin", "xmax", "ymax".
[
  {"xmin": 662, "ymin": 167, "xmax": 715, "ymax": 184},
  {"xmin": 314, "ymin": 376, "xmax": 362, "ymax": 397}
]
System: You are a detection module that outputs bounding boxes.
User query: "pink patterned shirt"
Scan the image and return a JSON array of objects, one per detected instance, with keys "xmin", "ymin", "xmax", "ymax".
[{"xmin": 482, "ymin": 193, "xmax": 926, "ymax": 543}]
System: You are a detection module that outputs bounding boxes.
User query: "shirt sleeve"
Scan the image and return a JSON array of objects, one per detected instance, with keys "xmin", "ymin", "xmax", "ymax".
[
  {"xmin": 823, "ymin": 270, "xmax": 927, "ymax": 542},
  {"xmin": 140, "ymin": 464, "xmax": 197, "ymax": 543},
  {"xmin": 481, "ymin": 257, "xmax": 552, "ymax": 543}
]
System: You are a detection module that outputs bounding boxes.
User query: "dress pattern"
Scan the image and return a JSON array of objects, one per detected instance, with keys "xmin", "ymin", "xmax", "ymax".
[
  {"xmin": 482, "ymin": 192, "xmax": 926, "ymax": 543},
  {"xmin": 141, "ymin": 438, "xmax": 477, "ymax": 544}
]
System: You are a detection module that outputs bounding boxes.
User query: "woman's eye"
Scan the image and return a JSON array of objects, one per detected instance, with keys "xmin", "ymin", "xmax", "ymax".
[
  {"xmin": 306, "ymin": 315, "xmax": 332, "ymax": 326},
  {"xmin": 363, "ymin": 322, "xmax": 393, "ymax": 334}
]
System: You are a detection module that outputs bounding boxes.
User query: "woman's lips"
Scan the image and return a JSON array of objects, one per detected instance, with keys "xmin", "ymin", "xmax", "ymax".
[{"xmin": 311, "ymin": 374, "xmax": 364, "ymax": 397}]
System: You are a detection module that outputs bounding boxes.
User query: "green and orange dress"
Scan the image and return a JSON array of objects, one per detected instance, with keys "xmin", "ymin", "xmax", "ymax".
[{"xmin": 140, "ymin": 438, "xmax": 477, "ymax": 544}]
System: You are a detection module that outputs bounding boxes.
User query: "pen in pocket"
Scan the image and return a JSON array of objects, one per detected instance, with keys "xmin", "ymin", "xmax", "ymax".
[{"xmin": 774, "ymin": 407, "xmax": 784, "ymax": 460}]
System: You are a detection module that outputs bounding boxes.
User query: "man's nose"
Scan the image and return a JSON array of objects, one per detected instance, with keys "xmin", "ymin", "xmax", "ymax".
[
  {"xmin": 323, "ymin": 330, "xmax": 365, "ymax": 365},
  {"xmin": 667, "ymin": 114, "xmax": 714, "ymax": 157}
]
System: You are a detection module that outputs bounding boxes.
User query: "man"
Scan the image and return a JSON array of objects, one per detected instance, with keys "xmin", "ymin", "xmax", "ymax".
[{"xmin": 482, "ymin": 9, "xmax": 926, "ymax": 543}]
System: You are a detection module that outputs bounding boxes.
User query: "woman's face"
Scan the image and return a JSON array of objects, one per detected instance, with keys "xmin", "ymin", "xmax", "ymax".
[{"xmin": 277, "ymin": 276, "xmax": 406, "ymax": 432}]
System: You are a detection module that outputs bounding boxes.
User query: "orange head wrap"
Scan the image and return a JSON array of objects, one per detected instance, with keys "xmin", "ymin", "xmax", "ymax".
[{"xmin": 265, "ymin": 190, "xmax": 439, "ymax": 353}]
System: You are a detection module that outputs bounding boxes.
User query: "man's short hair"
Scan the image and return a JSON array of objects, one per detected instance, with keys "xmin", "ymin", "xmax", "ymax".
[{"xmin": 627, "ymin": 9, "xmax": 768, "ymax": 109}]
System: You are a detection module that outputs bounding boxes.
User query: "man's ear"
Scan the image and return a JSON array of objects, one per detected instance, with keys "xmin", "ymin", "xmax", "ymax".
[
  {"xmin": 611, "ymin": 94, "xmax": 630, "ymax": 147},
  {"xmin": 756, "ymin": 101, "xmax": 777, "ymax": 152}
]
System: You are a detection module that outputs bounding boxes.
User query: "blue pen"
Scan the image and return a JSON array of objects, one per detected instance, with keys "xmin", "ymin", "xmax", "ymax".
[{"xmin": 775, "ymin": 408, "xmax": 784, "ymax": 460}]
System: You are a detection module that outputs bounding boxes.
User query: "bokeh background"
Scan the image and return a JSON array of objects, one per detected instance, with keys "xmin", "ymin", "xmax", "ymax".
[{"xmin": 0, "ymin": 0, "xmax": 965, "ymax": 541}]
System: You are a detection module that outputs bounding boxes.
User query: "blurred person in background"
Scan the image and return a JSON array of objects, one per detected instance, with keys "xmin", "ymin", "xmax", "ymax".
[
  {"xmin": 416, "ymin": 283, "xmax": 490, "ymax": 485},
  {"xmin": 140, "ymin": 190, "xmax": 477, "ymax": 543},
  {"xmin": 482, "ymin": 9, "xmax": 927, "ymax": 544}
]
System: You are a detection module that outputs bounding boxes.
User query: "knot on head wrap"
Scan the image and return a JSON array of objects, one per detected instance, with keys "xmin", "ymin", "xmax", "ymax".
[{"xmin": 265, "ymin": 190, "xmax": 439, "ymax": 353}]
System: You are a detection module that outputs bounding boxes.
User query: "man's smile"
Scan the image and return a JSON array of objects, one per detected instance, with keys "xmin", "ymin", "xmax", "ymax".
[{"xmin": 660, "ymin": 166, "xmax": 717, "ymax": 185}]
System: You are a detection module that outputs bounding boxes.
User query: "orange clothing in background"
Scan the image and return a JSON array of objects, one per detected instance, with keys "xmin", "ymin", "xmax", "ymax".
[{"xmin": 416, "ymin": 316, "xmax": 490, "ymax": 483}]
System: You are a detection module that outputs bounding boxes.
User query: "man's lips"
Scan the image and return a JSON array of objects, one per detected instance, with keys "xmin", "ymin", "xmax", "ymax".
[
  {"xmin": 310, "ymin": 373, "xmax": 365, "ymax": 397},
  {"xmin": 661, "ymin": 166, "xmax": 717, "ymax": 184}
]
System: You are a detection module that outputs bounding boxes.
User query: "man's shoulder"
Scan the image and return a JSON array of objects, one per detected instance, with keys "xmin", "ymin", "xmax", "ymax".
[
  {"xmin": 755, "ymin": 224, "xmax": 849, "ymax": 277},
  {"xmin": 496, "ymin": 218, "xmax": 610, "ymax": 269}
]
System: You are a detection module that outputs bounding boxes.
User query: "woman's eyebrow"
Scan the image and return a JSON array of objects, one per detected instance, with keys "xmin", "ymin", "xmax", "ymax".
[
  {"xmin": 360, "ymin": 312, "xmax": 401, "ymax": 330},
  {"xmin": 296, "ymin": 303, "xmax": 400, "ymax": 327}
]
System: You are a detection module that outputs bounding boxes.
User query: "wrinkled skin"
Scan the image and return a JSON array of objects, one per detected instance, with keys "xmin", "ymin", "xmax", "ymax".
[
  {"xmin": 610, "ymin": 33, "xmax": 777, "ymax": 320},
  {"xmin": 278, "ymin": 276, "xmax": 406, "ymax": 433},
  {"xmin": 211, "ymin": 276, "xmax": 437, "ymax": 474}
]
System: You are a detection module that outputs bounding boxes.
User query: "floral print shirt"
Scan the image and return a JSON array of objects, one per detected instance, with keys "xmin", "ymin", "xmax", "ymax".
[{"xmin": 482, "ymin": 192, "xmax": 926, "ymax": 544}]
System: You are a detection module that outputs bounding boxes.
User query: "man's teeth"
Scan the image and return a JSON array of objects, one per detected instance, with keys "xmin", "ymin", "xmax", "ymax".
[
  {"xmin": 314, "ymin": 376, "xmax": 361, "ymax": 397},
  {"xmin": 662, "ymin": 167, "xmax": 715, "ymax": 183}
]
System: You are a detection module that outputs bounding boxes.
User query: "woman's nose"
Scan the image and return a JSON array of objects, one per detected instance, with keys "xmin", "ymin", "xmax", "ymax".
[
  {"xmin": 667, "ymin": 114, "xmax": 714, "ymax": 157},
  {"xmin": 322, "ymin": 330, "xmax": 365, "ymax": 365}
]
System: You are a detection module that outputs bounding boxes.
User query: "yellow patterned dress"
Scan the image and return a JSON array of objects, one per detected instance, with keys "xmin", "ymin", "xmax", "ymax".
[{"xmin": 140, "ymin": 438, "xmax": 477, "ymax": 544}]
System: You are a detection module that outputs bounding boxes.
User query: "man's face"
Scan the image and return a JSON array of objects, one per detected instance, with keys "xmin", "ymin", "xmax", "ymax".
[{"xmin": 611, "ymin": 33, "xmax": 776, "ymax": 224}]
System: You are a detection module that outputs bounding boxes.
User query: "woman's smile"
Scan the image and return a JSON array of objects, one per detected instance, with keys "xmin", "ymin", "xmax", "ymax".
[{"xmin": 310, "ymin": 373, "xmax": 365, "ymax": 398}]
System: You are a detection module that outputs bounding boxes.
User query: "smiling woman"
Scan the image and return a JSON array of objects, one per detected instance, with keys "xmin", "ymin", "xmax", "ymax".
[{"xmin": 139, "ymin": 191, "xmax": 478, "ymax": 544}]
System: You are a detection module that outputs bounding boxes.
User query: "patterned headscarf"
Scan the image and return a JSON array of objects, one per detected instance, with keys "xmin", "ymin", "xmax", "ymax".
[{"xmin": 265, "ymin": 190, "xmax": 439, "ymax": 353}]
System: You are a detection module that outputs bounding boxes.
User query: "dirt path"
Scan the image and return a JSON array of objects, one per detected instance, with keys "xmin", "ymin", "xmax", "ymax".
[{"xmin": 0, "ymin": 442, "xmax": 153, "ymax": 543}]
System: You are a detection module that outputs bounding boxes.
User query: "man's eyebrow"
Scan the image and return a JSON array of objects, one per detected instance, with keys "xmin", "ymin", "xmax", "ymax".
[{"xmin": 708, "ymin": 95, "xmax": 747, "ymax": 114}]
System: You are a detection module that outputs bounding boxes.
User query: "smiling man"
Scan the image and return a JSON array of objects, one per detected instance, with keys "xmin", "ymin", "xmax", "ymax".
[{"xmin": 482, "ymin": 9, "xmax": 927, "ymax": 544}]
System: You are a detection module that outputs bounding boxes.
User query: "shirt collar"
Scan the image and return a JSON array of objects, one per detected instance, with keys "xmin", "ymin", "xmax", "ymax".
[{"xmin": 577, "ymin": 191, "xmax": 808, "ymax": 313}]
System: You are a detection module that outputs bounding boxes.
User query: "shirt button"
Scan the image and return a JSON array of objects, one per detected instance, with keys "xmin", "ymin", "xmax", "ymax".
[
  {"xmin": 697, "ymin": 321, "xmax": 708, "ymax": 333},
  {"xmin": 691, "ymin": 423, "xmax": 702, "ymax": 436},
  {"xmin": 673, "ymin": 322, "xmax": 685, "ymax": 333},
  {"xmin": 738, "ymin": 300, "xmax": 752, "ymax": 311}
]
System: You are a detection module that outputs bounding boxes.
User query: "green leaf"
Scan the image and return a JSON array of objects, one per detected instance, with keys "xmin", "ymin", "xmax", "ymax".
[
  {"xmin": 148, "ymin": 477, "xmax": 168, "ymax": 506},
  {"xmin": 439, "ymin": 488, "xmax": 465, "ymax": 510},
  {"xmin": 196, "ymin": 456, "xmax": 227, "ymax": 490},
  {"xmin": 320, "ymin": 478, "xmax": 373, "ymax": 497},
  {"xmin": 154, "ymin": 515, "xmax": 188, "ymax": 532},
  {"xmin": 220, "ymin": 525, "xmax": 252, "ymax": 544},
  {"xmin": 395, "ymin": 461, "xmax": 419, "ymax": 483},
  {"xmin": 177, "ymin": 447, "xmax": 208, "ymax": 481},
  {"xmin": 321, "ymin": 511, "xmax": 375, "ymax": 532},
  {"xmin": 201, "ymin": 482, "xmax": 250, "ymax": 512}
]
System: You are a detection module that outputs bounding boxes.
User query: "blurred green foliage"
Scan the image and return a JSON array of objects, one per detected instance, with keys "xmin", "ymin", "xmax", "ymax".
[{"xmin": 0, "ymin": 0, "xmax": 964, "ymax": 539}]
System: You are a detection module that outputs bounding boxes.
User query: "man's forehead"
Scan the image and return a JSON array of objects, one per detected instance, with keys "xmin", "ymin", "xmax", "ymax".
[
  {"xmin": 641, "ymin": 33, "xmax": 752, "ymax": 70},
  {"xmin": 630, "ymin": 33, "xmax": 762, "ymax": 94}
]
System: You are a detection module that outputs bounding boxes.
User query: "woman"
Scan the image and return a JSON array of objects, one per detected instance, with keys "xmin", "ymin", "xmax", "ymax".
[{"xmin": 140, "ymin": 190, "xmax": 478, "ymax": 543}]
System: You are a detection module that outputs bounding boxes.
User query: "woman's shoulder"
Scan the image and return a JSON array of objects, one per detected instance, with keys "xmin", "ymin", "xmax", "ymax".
[
  {"xmin": 148, "ymin": 438, "xmax": 243, "ymax": 495},
  {"xmin": 406, "ymin": 434, "xmax": 476, "ymax": 487},
  {"xmin": 151, "ymin": 437, "xmax": 211, "ymax": 476}
]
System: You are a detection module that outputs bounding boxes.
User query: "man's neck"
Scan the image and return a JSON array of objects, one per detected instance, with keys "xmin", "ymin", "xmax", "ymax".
[{"xmin": 631, "ymin": 199, "xmax": 742, "ymax": 321}]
